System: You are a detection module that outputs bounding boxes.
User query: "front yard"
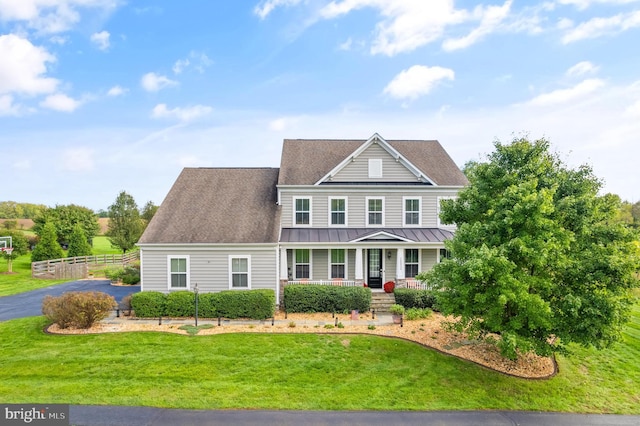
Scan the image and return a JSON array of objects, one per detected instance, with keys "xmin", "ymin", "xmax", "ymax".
[{"xmin": 0, "ymin": 300, "xmax": 638, "ymax": 413}]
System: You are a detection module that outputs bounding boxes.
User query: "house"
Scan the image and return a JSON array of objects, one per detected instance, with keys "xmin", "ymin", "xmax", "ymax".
[{"xmin": 137, "ymin": 133, "xmax": 467, "ymax": 304}]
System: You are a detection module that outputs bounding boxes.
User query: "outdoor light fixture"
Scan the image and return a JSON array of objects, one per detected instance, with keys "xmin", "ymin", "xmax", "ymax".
[{"xmin": 387, "ymin": 250, "xmax": 392, "ymax": 260}]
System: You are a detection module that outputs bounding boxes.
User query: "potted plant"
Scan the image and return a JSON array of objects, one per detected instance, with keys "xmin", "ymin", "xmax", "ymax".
[
  {"xmin": 383, "ymin": 281, "xmax": 395, "ymax": 293},
  {"xmin": 389, "ymin": 304, "xmax": 404, "ymax": 324}
]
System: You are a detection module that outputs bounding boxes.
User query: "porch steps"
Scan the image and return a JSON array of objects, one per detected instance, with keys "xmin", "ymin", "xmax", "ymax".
[{"xmin": 370, "ymin": 292, "xmax": 396, "ymax": 313}]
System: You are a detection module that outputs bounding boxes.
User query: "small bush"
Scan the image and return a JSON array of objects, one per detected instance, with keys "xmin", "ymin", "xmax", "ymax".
[
  {"xmin": 214, "ymin": 289, "xmax": 275, "ymax": 320},
  {"xmin": 119, "ymin": 293, "xmax": 134, "ymax": 315},
  {"xmin": 131, "ymin": 292, "xmax": 166, "ymax": 317},
  {"xmin": 105, "ymin": 267, "xmax": 124, "ymax": 282},
  {"xmin": 389, "ymin": 304, "xmax": 405, "ymax": 316},
  {"xmin": 165, "ymin": 291, "xmax": 195, "ymax": 317},
  {"xmin": 284, "ymin": 285, "xmax": 371, "ymax": 313},
  {"xmin": 121, "ymin": 264, "xmax": 140, "ymax": 285},
  {"xmin": 405, "ymin": 307, "xmax": 432, "ymax": 320},
  {"xmin": 42, "ymin": 291, "xmax": 116, "ymax": 329},
  {"xmin": 394, "ymin": 288, "xmax": 438, "ymax": 310}
]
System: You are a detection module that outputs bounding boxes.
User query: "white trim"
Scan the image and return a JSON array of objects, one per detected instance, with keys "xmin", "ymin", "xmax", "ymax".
[
  {"xmin": 228, "ymin": 255, "xmax": 251, "ymax": 289},
  {"xmin": 293, "ymin": 196, "xmax": 312, "ymax": 227},
  {"xmin": 328, "ymin": 196, "xmax": 348, "ymax": 226},
  {"xmin": 365, "ymin": 196, "xmax": 385, "ymax": 227},
  {"xmin": 350, "ymin": 230, "xmax": 414, "ymax": 243},
  {"xmin": 402, "ymin": 196, "xmax": 422, "ymax": 227},
  {"xmin": 167, "ymin": 255, "xmax": 190, "ymax": 290}
]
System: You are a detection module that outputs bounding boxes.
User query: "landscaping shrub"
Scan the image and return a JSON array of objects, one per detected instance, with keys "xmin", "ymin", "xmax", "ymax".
[
  {"xmin": 165, "ymin": 291, "xmax": 195, "ymax": 317},
  {"xmin": 121, "ymin": 264, "xmax": 140, "ymax": 285},
  {"xmin": 214, "ymin": 289, "xmax": 275, "ymax": 320},
  {"xmin": 104, "ymin": 267, "xmax": 124, "ymax": 283},
  {"xmin": 394, "ymin": 288, "xmax": 438, "ymax": 310},
  {"xmin": 284, "ymin": 285, "xmax": 371, "ymax": 313},
  {"xmin": 383, "ymin": 281, "xmax": 395, "ymax": 293},
  {"xmin": 42, "ymin": 291, "xmax": 116, "ymax": 329},
  {"xmin": 131, "ymin": 292, "xmax": 166, "ymax": 317},
  {"xmin": 119, "ymin": 293, "xmax": 134, "ymax": 316},
  {"xmin": 198, "ymin": 293, "xmax": 217, "ymax": 318},
  {"xmin": 405, "ymin": 307, "xmax": 432, "ymax": 320}
]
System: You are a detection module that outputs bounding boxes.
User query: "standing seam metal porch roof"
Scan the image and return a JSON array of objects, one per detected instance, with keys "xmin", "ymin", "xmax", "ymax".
[{"xmin": 279, "ymin": 228, "xmax": 454, "ymax": 243}]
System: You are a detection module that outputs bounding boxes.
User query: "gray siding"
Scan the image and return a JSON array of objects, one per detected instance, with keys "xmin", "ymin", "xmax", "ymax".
[
  {"xmin": 141, "ymin": 246, "xmax": 277, "ymax": 293},
  {"xmin": 332, "ymin": 143, "xmax": 417, "ymax": 182},
  {"xmin": 421, "ymin": 249, "xmax": 437, "ymax": 273}
]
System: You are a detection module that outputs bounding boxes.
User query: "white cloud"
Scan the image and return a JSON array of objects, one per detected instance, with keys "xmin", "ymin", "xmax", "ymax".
[
  {"xmin": 254, "ymin": 0, "xmax": 301, "ymax": 20},
  {"xmin": 0, "ymin": 94, "xmax": 20, "ymax": 116},
  {"xmin": 562, "ymin": 10, "xmax": 640, "ymax": 43},
  {"xmin": 0, "ymin": 0, "xmax": 120, "ymax": 34},
  {"xmin": 383, "ymin": 65, "xmax": 455, "ymax": 100},
  {"xmin": 0, "ymin": 34, "xmax": 58, "ymax": 95},
  {"xmin": 269, "ymin": 116, "xmax": 300, "ymax": 131},
  {"xmin": 525, "ymin": 78, "xmax": 605, "ymax": 106},
  {"xmin": 151, "ymin": 103, "xmax": 212, "ymax": 122},
  {"xmin": 338, "ymin": 37, "xmax": 352, "ymax": 51},
  {"xmin": 90, "ymin": 30, "xmax": 110, "ymax": 50},
  {"xmin": 140, "ymin": 72, "xmax": 178, "ymax": 92},
  {"xmin": 173, "ymin": 58, "xmax": 189, "ymax": 74},
  {"xmin": 625, "ymin": 99, "xmax": 640, "ymax": 117},
  {"xmin": 39, "ymin": 93, "xmax": 82, "ymax": 112},
  {"xmin": 107, "ymin": 85, "xmax": 127, "ymax": 96},
  {"xmin": 60, "ymin": 147, "xmax": 95, "ymax": 172},
  {"xmin": 566, "ymin": 61, "xmax": 598, "ymax": 77},
  {"xmin": 558, "ymin": 0, "xmax": 640, "ymax": 10},
  {"xmin": 442, "ymin": 1, "xmax": 512, "ymax": 51}
]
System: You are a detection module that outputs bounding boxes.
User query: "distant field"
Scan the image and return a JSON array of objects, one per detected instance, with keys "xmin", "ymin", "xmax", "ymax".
[{"xmin": 0, "ymin": 218, "xmax": 109, "ymax": 235}]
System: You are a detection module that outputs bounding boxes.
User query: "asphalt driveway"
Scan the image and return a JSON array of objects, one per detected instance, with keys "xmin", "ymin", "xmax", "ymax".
[{"xmin": 0, "ymin": 279, "xmax": 139, "ymax": 321}]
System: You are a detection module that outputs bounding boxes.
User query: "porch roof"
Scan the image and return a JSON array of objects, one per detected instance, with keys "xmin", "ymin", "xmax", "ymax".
[{"xmin": 279, "ymin": 228, "xmax": 454, "ymax": 243}]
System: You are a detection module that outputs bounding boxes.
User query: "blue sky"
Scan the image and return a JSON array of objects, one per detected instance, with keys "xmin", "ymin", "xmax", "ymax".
[{"xmin": 2, "ymin": 0, "xmax": 639, "ymax": 211}]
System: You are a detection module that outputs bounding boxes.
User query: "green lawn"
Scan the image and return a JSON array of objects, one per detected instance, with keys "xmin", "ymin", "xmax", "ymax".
[
  {"xmin": 0, "ymin": 302, "xmax": 638, "ymax": 412},
  {"xmin": 0, "ymin": 236, "xmax": 122, "ymax": 296}
]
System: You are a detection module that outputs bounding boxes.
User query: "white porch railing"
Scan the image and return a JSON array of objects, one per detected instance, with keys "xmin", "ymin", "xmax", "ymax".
[
  {"xmin": 405, "ymin": 279, "xmax": 434, "ymax": 290},
  {"xmin": 287, "ymin": 280, "xmax": 359, "ymax": 287}
]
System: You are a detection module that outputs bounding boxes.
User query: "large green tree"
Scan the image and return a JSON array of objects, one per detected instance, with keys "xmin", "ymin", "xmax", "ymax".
[
  {"xmin": 424, "ymin": 136, "xmax": 640, "ymax": 360},
  {"xmin": 106, "ymin": 191, "xmax": 144, "ymax": 253},
  {"xmin": 67, "ymin": 224, "xmax": 93, "ymax": 258},
  {"xmin": 32, "ymin": 221, "xmax": 65, "ymax": 262},
  {"xmin": 33, "ymin": 204, "xmax": 100, "ymax": 246}
]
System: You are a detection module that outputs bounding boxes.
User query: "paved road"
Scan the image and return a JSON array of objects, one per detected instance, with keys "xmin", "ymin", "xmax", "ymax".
[
  {"xmin": 0, "ymin": 279, "xmax": 139, "ymax": 321},
  {"xmin": 69, "ymin": 406, "xmax": 640, "ymax": 426}
]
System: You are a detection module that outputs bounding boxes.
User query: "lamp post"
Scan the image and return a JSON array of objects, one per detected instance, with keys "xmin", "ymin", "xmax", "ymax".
[{"xmin": 194, "ymin": 283, "xmax": 199, "ymax": 327}]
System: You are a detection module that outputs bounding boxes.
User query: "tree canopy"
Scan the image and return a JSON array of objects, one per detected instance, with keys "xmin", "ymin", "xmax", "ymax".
[
  {"xmin": 106, "ymin": 191, "xmax": 144, "ymax": 254},
  {"xmin": 32, "ymin": 204, "xmax": 100, "ymax": 246},
  {"xmin": 423, "ymin": 136, "xmax": 640, "ymax": 360}
]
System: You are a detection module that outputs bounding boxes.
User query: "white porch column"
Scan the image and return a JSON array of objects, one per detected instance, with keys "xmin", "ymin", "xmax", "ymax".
[
  {"xmin": 396, "ymin": 248, "xmax": 405, "ymax": 280},
  {"xmin": 279, "ymin": 248, "xmax": 288, "ymax": 280},
  {"xmin": 355, "ymin": 248, "xmax": 364, "ymax": 280}
]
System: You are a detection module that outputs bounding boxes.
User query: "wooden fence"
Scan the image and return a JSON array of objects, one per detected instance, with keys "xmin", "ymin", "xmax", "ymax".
[{"xmin": 32, "ymin": 251, "xmax": 140, "ymax": 280}]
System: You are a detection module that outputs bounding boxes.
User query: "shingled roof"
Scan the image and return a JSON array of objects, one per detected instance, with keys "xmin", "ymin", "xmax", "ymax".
[
  {"xmin": 138, "ymin": 168, "xmax": 280, "ymax": 244},
  {"xmin": 277, "ymin": 139, "xmax": 468, "ymax": 186}
]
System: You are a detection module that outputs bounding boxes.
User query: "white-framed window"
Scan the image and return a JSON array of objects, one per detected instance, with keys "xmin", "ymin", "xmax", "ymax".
[
  {"xmin": 229, "ymin": 255, "xmax": 251, "ymax": 289},
  {"xmin": 368, "ymin": 158, "xmax": 383, "ymax": 178},
  {"xmin": 405, "ymin": 249, "xmax": 420, "ymax": 278},
  {"xmin": 294, "ymin": 197, "xmax": 311, "ymax": 226},
  {"xmin": 330, "ymin": 249, "xmax": 346, "ymax": 279},
  {"xmin": 168, "ymin": 255, "xmax": 189, "ymax": 290},
  {"xmin": 437, "ymin": 196, "xmax": 457, "ymax": 228},
  {"xmin": 403, "ymin": 197, "xmax": 421, "ymax": 226},
  {"xmin": 366, "ymin": 197, "xmax": 384, "ymax": 226},
  {"xmin": 329, "ymin": 197, "xmax": 347, "ymax": 226},
  {"xmin": 295, "ymin": 249, "xmax": 311, "ymax": 279},
  {"xmin": 438, "ymin": 248, "xmax": 451, "ymax": 262}
]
